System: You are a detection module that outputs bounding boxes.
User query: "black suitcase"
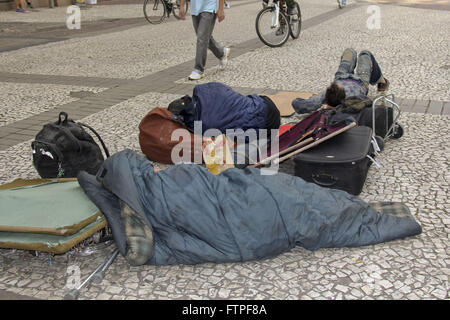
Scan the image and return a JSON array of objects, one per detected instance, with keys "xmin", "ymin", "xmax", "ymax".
[
  {"xmin": 357, "ymin": 105, "xmax": 394, "ymax": 138},
  {"xmin": 288, "ymin": 126, "xmax": 374, "ymax": 195}
]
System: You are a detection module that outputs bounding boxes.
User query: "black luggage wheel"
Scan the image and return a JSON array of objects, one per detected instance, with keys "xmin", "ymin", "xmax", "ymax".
[{"xmin": 391, "ymin": 123, "xmax": 404, "ymax": 139}]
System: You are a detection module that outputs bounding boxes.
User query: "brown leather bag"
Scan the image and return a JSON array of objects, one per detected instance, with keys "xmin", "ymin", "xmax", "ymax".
[{"xmin": 138, "ymin": 108, "xmax": 203, "ymax": 164}]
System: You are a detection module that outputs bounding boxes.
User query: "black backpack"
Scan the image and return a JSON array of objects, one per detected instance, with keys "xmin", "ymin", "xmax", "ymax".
[
  {"xmin": 167, "ymin": 95, "xmax": 196, "ymax": 130},
  {"xmin": 31, "ymin": 112, "xmax": 110, "ymax": 178}
]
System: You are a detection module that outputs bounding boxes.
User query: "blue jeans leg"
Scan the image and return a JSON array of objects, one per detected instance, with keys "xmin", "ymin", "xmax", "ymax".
[
  {"xmin": 334, "ymin": 48, "xmax": 357, "ymax": 81},
  {"xmin": 192, "ymin": 12, "xmax": 224, "ymax": 73},
  {"xmin": 355, "ymin": 50, "xmax": 383, "ymax": 86}
]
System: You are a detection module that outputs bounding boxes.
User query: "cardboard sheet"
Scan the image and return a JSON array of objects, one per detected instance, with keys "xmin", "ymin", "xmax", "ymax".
[{"xmin": 263, "ymin": 91, "xmax": 316, "ymax": 117}]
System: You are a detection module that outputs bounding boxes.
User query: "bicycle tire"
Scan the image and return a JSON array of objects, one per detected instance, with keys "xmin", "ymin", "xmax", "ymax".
[
  {"xmin": 143, "ymin": 0, "xmax": 166, "ymax": 24},
  {"xmin": 289, "ymin": 2, "xmax": 302, "ymax": 39},
  {"xmin": 255, "ymin": 6, "xmax": 290, "ymax": 48},
  {"xmin": 172, "ymin": 0, "xmax": 189, "ymax": 20}
]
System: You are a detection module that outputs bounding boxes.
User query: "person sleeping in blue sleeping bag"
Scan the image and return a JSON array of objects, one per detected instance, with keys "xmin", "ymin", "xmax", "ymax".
[{"xmin": 78, "ymin": 149, "xmax": 422, "ymax": 266}]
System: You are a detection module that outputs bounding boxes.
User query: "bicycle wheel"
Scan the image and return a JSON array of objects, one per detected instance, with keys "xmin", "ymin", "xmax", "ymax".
[
  {"xmin": 172, "ymin": 0, "xmax": 189, "ymax": 19},
  {"xmin": 143, "ymin": 0, "xmax": 166, "ymax": 24},
  {"xmin": 289, "ymin": 2, "xmax": 302, "ymax": 39},
  {"xmin": 255, "ymin": 7, "xmax": 290, "ymax": 48}
]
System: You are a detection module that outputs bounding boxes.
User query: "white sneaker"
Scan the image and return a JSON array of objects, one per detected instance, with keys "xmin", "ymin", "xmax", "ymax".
[
  {"xmin": 220, "ymin": 47, "xmax": 231, "ymax": 70},
  {"xmin": 224, "ymin": 2, "xmax": 230, "ymax": 9},
  {"xmin": 188, "ymin": 70, "xmax": 204, "ymax": 80}
]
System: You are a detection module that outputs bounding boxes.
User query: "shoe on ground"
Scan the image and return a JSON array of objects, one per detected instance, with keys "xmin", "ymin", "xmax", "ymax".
[
  {"xmin": 188, "ymin": 70, "xmax": 204, "ymax": 81},
  {"xmin": 16, "ymin": 8, "xmax": 29, "ymax": 13},
  {"xmin": 220, "ymin": 47, "xmax": 231, "ymax": 70},
  {"xmin": 341, "ymin": 48, "xmax": 356, "ymax": 63},
  {"xmin": 225, "ymin": 2, "xmax": 230, "ymax": 9},
  {"xmin": 377, "ymin": 78, "xmax": 390, "ymax": 92},
  {"xmin": 340, "ymin": 48, "xmax": 357, "ymax": 71}
]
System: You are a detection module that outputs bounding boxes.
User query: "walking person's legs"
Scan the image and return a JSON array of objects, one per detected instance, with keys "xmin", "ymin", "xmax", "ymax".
[
  {"xmin": 190, "ymin": 12, "xmax": 229, "ymax": 80},
  {"xmin": 209, "ymin": 34, "xmax": 230, "ymax": 70},
  {"xmin": 14, "ymin": 0, "xmax": 29, "ymax": 12},
  {"xmin": 285, "ymin": 0, "xmax": 296, "ymax": 12},
  {"xmin": 207, "ymin": 33, "xmax": 224, "ymax": 61},
  {"xmin": 190, "ymin": 12, "xmax": 224, "ymax": 79},
  {"xmin": 14, "ymin": 0, "xmax": 24, "ymax": 9}
]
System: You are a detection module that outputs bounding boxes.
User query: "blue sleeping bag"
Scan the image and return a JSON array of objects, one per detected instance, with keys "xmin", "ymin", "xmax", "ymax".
[{"xmin": 78, "ymin": 149, "xmax": 422, "ymax": 266}]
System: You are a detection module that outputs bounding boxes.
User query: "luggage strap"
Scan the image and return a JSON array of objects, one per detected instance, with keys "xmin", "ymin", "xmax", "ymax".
[
  {"xmin": 78, "ymin": 122, "xmax": 110, "ymax": 158},
  {"xmin": 57, "ymin": 111, "xmax": 110, "ymax": 158}
]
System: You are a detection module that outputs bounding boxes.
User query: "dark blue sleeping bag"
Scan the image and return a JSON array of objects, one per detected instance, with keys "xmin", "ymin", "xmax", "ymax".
[{"xmin": 78, "ymin": 149, "xmax": 422, "ymax": 266}]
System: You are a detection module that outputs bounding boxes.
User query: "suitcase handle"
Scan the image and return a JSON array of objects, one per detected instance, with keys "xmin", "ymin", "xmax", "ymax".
[{"xmin": 312, "ymin": 173, "xmax": 338, "ymax": 187}]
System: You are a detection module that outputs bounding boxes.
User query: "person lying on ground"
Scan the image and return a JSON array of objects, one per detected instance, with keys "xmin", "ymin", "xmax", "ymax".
[
  {"xmin": 292, "ymin": 48, "xmax": 390, "ymax": 114},
  {"xmin": 78, "ymin": 149, "xmax": 421, "ymax": 266},
  {"xmin": 168, "ymin": 82, "xmax": 281, "ymax": 136}
]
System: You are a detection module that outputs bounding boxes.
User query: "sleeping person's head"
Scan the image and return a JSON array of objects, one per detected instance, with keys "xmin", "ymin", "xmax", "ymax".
[{"xmin": 325, "ymin": 81, "xmax": 346, "ymax": 107}]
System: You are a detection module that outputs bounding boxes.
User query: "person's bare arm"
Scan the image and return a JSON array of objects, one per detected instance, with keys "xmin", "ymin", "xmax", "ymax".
[
  {"xmin": 179, "ymin": 0, "xmax": 186, "ymax": 20},
  {"xmin": 217, "ymin": 0, "xmax": 225, "ymax": 22}
]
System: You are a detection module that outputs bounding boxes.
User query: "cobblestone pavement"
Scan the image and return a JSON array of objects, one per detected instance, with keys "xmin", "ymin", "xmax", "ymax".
[{"xmin": 0, "ymin": 0, "xmax": 449, "ymax": 300}]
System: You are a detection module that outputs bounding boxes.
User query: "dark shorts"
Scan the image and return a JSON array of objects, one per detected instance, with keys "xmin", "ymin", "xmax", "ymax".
[{"xmin": 260, "ymin": 95, "xmax": 281, "ymax": 130}]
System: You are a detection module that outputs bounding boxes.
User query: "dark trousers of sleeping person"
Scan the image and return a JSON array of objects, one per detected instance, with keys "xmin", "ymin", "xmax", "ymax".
[
  {"xmin": 192, "ymin": 12, "xmax": 224, "ymax": 73},
  {"xmin": 335, "ymin": 48, "xmax": 383, "ymax": 87}
]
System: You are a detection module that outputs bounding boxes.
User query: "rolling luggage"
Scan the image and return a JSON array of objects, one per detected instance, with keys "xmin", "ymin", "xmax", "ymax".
[
  {"xmin": 290, "ymin": 126, "xmax": 374, "ymax": 195},
  {"xmin": 357, "ymin": 105, "xmax": 394, "ymax": 138}
]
